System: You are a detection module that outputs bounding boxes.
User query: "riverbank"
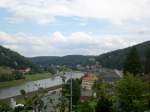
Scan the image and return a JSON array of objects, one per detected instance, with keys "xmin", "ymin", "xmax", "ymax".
[
  {"xmin": 0, "ymin": 73, "xmax": 52, "ymax": 89},
  {"xmin": 1, "ymin": 85, "xmax": 62, "ymax": 103}
]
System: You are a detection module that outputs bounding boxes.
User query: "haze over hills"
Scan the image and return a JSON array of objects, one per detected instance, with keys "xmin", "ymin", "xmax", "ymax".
[
  {"xmin": 30, "ymin": 41, "xmax": 150, "ymax": 69},
  {"xmin": 0, "ymin": 40, "xmax": 150, "ymax": 70}
]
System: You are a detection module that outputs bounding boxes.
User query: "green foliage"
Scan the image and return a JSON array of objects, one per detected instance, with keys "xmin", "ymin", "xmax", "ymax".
[
  {"xmin": 123, "ymin": 47, "xmax": 143, "ymax": 75},
  {"xmin": 30, "ymin": 55, "xmax": 96, "ymax": 67},
  {"xmin": 0, "ymin": 101, "xmax": 12, "ymax": 112},
  {"xmin": 0, "ymin": 66, "xmax": 15, "ymax": 81},
  {"xmin": 14, "ymin": 106, "xmax": 25, "ymax": 112},
  {"xmin": 0, "ymin": 45, "xmax": 35, "ymax": 69},
  {"xmin": 13, "ymin": 71, "xmax": 25, "ymax": 80},
  {"xmin": 75, "ymin": 100, "xmax": 97, "ymax": 112},
  {"xmin": 64, "ymin": 79, "xmax": 81, "ymax": 106},
  {"xmin": 20, "ymin": 89, "xmax": 26, "ymax": 96},
  {"xmin": 49, "ymin": 74, "xmax": 69, "ymax": 112},
  {"xmin": 45, "ymin": 64, "xmax": 57, "ymax": 74},
  {"xmin": 20, "ymin": 88, "xmax": 47, "ymax": 112},
  {"xmin": 92, "ymin": 77, "xmax": 103, "ymax": 97},
  {"xmin": 56, "ymin": 96, "xmax": 68, "ymax": 112},
  {"xmin": 0, "ymin": 73, "xmax": 52, "ymax": 89},
  {"xmin": 144, "ymin": 48, "xmax": 150, "ymax": 74},
  {"xmin": 114, "ymin": 74, "xmax": 150, "ymax": 112},
  {"xmin": 97, "ymin": 41, "xmax": 150, "ymax": 69},
  {"xmin": 96, "ymin": 96, "xmax": 113, "ymax": 112},
  {"xmin": 0, "ymin": 66, "xmax": 25, "ymax": 82},
  {"xmin": 93, "ymin": 79, "xmax": 114, "ymax": 112}
]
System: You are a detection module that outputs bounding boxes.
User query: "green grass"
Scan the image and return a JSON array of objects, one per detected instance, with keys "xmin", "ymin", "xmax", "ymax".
[
  {"xmin": 25, "ymin": 73, "xmax": 52, "ymax": 81},
  {"xmin": 0, "ymin": 73, "xmax": 52, "ymax": 89}
]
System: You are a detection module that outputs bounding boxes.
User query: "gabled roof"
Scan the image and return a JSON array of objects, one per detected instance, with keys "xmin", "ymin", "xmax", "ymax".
[{"xmin": 83, "ymin": 76, "xmax": 97, "ymax": 81}]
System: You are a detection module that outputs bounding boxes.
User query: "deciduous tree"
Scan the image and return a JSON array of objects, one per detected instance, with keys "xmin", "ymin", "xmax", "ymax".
[
  {"xmin": 123, "ymin": 47, "xmax": 142, "ymax": 75},
  {"xmin": 114, "ymin": 74, "xmax": 149, "ymax": 112}
]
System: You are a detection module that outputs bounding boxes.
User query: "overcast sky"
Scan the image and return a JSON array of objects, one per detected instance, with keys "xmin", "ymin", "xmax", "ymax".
[{"xmin": 0, "ymin": 0, "xmax": 150, "ymax": 57}]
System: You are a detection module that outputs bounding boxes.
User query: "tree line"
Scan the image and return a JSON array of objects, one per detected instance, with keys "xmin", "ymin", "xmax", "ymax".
[{"xmin": 0, "ymin": 67, "xmax": 25, "ymax": 82}]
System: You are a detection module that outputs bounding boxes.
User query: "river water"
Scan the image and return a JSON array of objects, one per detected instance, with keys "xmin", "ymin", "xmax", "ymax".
[{"xmin": 0, "ymin": 72, "xmax": 84, "ymax": 100}]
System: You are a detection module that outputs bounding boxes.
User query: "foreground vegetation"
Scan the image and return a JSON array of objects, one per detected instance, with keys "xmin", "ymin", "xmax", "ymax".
[
  {"xmin": 0, "ymin": 73, "xmax": 52, "ymax": 89},
  {"xmin": 0, "ymin": 73, "xmax": 149, "ymax": 112},
  {"xmin": 0, "ymin": 67, "xmax": 25, "ymax": 82}
]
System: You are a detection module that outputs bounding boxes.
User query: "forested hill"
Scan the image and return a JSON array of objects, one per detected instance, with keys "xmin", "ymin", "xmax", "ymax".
[
  {"xmin": 30, "ymin": 55, "xmax": 96, "ymax": 67},
  {"xmin": 2, "ymin": 40, "xmax": 149, "ymax": 70},
  {"xmin": 96, "ymin": 41, "xmax": 150, "ymax": 69},
  {"xmin": 31, "ymin": 41, "xmax": 150, "ymax": 69},
  {"xmin": 0, "ymin": 45, "xmax": 35, "ymax": 69}
]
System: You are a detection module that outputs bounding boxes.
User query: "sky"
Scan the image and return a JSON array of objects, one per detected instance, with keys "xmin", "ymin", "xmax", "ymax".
[{"xmin": 0, "ymin": 0, "xmax": 150, "ymax": 57}]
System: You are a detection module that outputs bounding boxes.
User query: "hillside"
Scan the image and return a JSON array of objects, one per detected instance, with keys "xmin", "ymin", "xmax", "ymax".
[
  {"xmin": 97, "ymin": 41, "xmax": 150, "ymax": 69},
  {"xmin": 30, "ymin": 55, "xmax": 95, "ymax": 67},
  {"xmin": 0, "ymin": 45, "xmax": 35, "ymax": 69},
  {"xmin": 31, "ymin": 41, "xmax": 150, "ymax": 69}
]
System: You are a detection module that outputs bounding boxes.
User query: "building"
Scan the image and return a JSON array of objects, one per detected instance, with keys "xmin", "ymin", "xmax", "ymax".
[
  {"xmin": 18, "ymin": 67, "xmax": 31, "ymax": 74},
  {"xmin": 81, "ymin": 75, "xmax": 97, "ymax": 90},
  {"xmin": 80, "ymin": 75, "xmax": 97, "ymax": 102}
]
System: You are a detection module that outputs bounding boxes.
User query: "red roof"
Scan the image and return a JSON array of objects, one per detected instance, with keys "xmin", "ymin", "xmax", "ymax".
[
  {"xmin": 80, "ymin": 96, "xmax": 91, "ymax": 102},
  {"xmin": 83, "ymin": 76, "xmax": 97, "ymax": 81}
]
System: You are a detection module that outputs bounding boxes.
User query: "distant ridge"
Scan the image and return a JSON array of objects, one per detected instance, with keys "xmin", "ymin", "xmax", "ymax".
[
  {"xmin": 97, "ymin": 41, "xmax": 150, "ymax": 69},
  {"xmin": 30, "ymin": 55, "xmax": 95, "ymax": 67},
  {"xmin": 30, "ymin": 41, "xmax": 150, "ymax": 69},
  {"xmin": 0, "ymin": 45, "xmax": 35, "ymax": 69}
]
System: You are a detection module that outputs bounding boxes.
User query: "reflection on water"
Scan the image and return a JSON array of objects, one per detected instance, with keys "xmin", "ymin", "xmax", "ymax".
[{"xmin": 0, "ymin": 72, "xmax": 84, "ymax": 99}]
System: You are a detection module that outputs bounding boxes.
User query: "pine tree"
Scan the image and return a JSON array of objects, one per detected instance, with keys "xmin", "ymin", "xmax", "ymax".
[
  {"xmin": 144, "ymin": 48, "xmax": 150, "ymax": 74},
  {"xmin": 123, "ymin": 47, "xmax": 142, "ymax": 76}
]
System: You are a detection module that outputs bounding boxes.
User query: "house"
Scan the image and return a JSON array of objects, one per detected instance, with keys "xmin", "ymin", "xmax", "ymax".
[
  {"xmin": 80, "ymin": 75, "xmax": 97, "ymax": 102},
  {"xmin": 81, "ymin": 75, "xmax": 97, "ymax": 90},
  {"xmin": 18, "ymin": 68, "xmax": 31, "ymax": 74}
]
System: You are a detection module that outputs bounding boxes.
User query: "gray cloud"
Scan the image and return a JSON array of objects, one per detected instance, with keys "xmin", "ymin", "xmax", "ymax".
[
  {"xmin": 0, "ymin": 31, "xmax": 149, "ymax": 57},
  {"xmin": 0, "ymin": 0, "xmax": 150, "ymax": 25}
]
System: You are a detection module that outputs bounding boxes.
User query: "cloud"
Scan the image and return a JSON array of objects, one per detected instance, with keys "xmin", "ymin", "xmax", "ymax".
[
  {"xmin": 0, "ymin": 0, "xmax": 150, "ymax": 24},
  {"xmin": 0, "ymin": 31, "xmax": 149, "ymax": 57}
]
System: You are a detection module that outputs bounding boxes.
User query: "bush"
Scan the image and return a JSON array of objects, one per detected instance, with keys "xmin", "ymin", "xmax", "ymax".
[
  {"xmin": 0, "ymin": 66, "xmax": 15, "ymax": 81},
  {"xmin": 0, "ymin": 66, "xmax": 25, "ymax": 82},
  {"xmin": 0, "ymin": 101, "xmax": 11, "ymax": 112},
  {"xmin": 114, "ymin": 74, "xmax": 150, "ymax": 112}
]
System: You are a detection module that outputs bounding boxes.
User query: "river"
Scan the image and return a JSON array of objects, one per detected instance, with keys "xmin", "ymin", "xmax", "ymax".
[{"xmin": 0, "ymin": 72, "xmax": 84, "ymax": 100}]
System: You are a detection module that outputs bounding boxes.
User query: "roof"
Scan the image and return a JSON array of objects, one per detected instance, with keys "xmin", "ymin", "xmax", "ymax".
[
  {"xmin": 83, "ymin": 76, "xmax": 97, "ymax": 81},
  {"xmin": 80, "ymin": 96, "xmax": 91, "ymax": 102}
]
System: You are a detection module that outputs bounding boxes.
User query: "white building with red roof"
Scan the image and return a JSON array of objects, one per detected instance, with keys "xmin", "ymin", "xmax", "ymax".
[{"xmin": 81, "ymin": 75, "xmax": 97, "ymax": 90}]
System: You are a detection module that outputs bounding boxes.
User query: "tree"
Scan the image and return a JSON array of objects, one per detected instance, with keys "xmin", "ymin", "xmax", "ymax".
[
  {"xmin": 96, "ymin": 96, "xmax": 113, "ymax": 112},
  {"xmin": 144, "ymin": 48, "xmax": 150, "ymax": 74},
  {"xmin": 114, "ymin": 74, "xmax": 150, "ymax": 112},
  {"xmin": 123, "ymin": 47, "xmax": 142, "ymax": 75},
  {"xmin": 13, "ymin": 70, "xmax": 25, "ymax": 80},
  {"xmin": 20, "ymin": 88, "xmax": 47, "ymax": 112},
  {"xmin": 75, "ymin": 100, "xmax": 97, "ymax": 112},
  {"xmin": 0, "ymin": 101, "xmax": 12, "ymax": 112},
  {"xmin": 93, "ymin": 81, "xmax": 114, "ymax": 112},
  {"xmin": 55, "ymin": 68, "xmax": 68, "ymax": 112},
  {"xmin": 0, "ymin": 67, "xmax": 25, "ymax": 82},
  {"xmin": 144, "ymin": 48, "xmax": 150, "ymax": 111},
  {"xmin": 92, "ymin": 76, "xmax": 103, "ymax": 98},
  {"xmin": 64, "ymin": 79, "xmax": 81, "ymax": 106}
]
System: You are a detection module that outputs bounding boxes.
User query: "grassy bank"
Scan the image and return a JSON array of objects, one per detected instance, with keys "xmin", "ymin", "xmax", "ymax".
[{"xmin": 0, "ymin": 73, "xmax": 52, "ymax": 89}]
